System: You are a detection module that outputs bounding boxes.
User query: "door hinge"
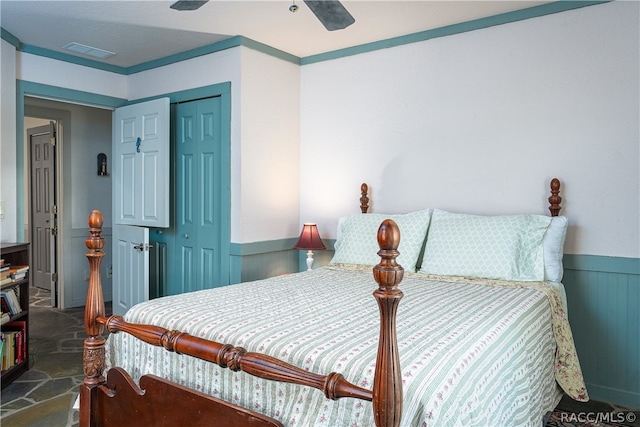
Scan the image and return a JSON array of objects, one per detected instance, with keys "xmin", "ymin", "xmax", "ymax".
[
  {"xmin": 133, "ymin": 243, "xmax": 153, "ymax": 252},
  {"xmin": 52, "ymin": 273, "xmax": 58, "ymax": 282},
  {"xmin": 50, "ymin": 137, "xmax": 56, "ymax": 146},
  {"xmin": 51, "ymin": 205, "xmax": 58, "ymax": 214},
  {"xmin": 51, "ymin": 227, "xmax": 58, "ymax": 236}
]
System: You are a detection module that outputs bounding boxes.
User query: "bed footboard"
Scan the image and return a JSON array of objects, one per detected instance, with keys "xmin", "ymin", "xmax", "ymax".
[{"xmin": 81, "ymin": 211, "xmax": 405, "ymax": 427}]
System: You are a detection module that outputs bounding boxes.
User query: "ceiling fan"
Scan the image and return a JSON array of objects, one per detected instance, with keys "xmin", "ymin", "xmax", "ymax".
[{"xmin": 170, "ymin": 0, "xmax": 355, "ymax": 31}]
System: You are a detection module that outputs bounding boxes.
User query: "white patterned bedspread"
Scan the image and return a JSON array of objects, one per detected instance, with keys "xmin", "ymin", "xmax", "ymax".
[{"xmin": 106, "ymin": 265, "xmax": 578, "ymax": 426}]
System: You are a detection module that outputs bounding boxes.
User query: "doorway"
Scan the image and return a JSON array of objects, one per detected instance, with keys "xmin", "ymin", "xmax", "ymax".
[
  {"xmin": 19, "ymin": 82, "xmax": 231, "ymax": 308},
  {"xmin": 24, "ymin": 97, "xmax": 114, "ymax": 309},
  {"xmin": 27, "ymin": 121, "xmax": 58, "ymax": 307}
]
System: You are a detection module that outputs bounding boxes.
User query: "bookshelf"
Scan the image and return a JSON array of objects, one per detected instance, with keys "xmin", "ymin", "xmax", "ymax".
[{"xmin": 1, "ymin": 242, "xmax": 30, "ymax": 388}]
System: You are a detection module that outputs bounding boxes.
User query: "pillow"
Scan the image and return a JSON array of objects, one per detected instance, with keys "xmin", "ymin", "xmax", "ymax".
[
  {"xmin": 543, "ymin": 216, "xmax": 568, "ymax": 282},
  {"xmin": 330, "ymin": 209, "xmax": 432, "ymax": 271},
  {"xmin": 419, "ymin": 210, "xmax": 552, "ymax": 281}
]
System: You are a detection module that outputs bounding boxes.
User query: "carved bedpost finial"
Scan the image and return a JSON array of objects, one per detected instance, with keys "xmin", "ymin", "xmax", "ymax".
[
  {"xmin": 372, "ymin": 219, "xmax": 403, "ymax": 427},
  {"xmin": 548, "ymin": 178, "xmax": 562, "ymax": 217},
  {"xmin": 373, "ymin": 220, "xmax": 403, "ymax": 288},
  {"xmin": 360, "ymin": 183, "xmax": 370, "ymax": 214},
  {"xmin": 84, "ymin": 210, "xmax": 106, "ymax": 386}
]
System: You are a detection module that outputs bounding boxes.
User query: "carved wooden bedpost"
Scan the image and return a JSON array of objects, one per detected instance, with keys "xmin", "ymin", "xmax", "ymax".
[
  {"xmin": 372, "ymin": 219, "xmax": 404, "ymax": 427},
  {"xmin": 548, "ymin": 178, "xmax": 562, "ymax": 217},
  {"xmin": 79, "ymin": 210, "xmax": 107, "ymax": 426},
  {"xmin": 360, "ymin": 183, "xmax": 370, "ymax": 213}
]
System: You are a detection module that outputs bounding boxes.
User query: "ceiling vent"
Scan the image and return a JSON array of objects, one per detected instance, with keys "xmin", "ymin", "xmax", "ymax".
[{"xmin": 62, "ymin": 42, "xmax": 115, "ymax": 59}]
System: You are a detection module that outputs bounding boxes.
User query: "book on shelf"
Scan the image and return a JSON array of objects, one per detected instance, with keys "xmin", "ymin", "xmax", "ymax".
[
  {"xmin": 0, "ymin": 277, "xmax": 11, "ymax": 286},
  {"xmin": 0, "ymin": 296, "xmax": 11, "ymax": 315},
  {"xmin": 8, "ymin": 265, "xmax": 29, "ymax": 281},
  {"xmin": 2, "ymin": 321, "xmax": 27, "ymax": 369},
  {"xmin": 8, "ymin": 289, "xmax": 22, "ymax": 314},
  {"xmin": 0, "ymin": 289, "xmax": 22, "ymax": 315},
  {"xmin": 0, "ymin": 312, "xmax": 10, "ymax": 325},
  {"xmin": 11, "ymin": 272, "xmax": 27, "ymax": 281},
  {"xmin": 2, "ymin": 331, "xmax": 16, "ymax": 371}
]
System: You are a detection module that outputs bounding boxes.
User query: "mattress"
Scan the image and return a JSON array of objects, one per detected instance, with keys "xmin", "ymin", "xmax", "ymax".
[{"xmin": 106, "ymin": 265, "xmax": 586, "ymax": 426}]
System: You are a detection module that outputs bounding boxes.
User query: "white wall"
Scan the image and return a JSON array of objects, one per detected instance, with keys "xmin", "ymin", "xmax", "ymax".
[
  {"xmin": 238, "ymin": 48, "xmax": 300, "ymax": 243},
  {"xmin": 17, "ymin": 53, "xmax": 127, "ymax": 100},
  {"xmin": 128, "ymin": 46, "xmax": 300, "ymax": 243},
  {"xmin": 0, "ymin": 39, "xmax": 17, "ymax": 242},
  {"xmin": 300, "ymin": 1, "xmax": 639, "ymax": 258}
]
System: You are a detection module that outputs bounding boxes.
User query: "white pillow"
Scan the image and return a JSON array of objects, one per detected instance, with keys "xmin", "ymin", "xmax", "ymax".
[
  {"xmin": 330, "ymin": 209, "xmax": 432, "ymax": 271},
  {"xmin": 419, "ymin": 210, "xmax": 551, "ymax": 281},
  {"xmin": 543, "ymin": 216, "xmax": 568, "ymax": 282}
]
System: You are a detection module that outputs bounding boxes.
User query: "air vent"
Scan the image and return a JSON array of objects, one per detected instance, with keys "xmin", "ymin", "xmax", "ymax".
[{"xmin": 62, "ymin": 42, "xmax": 115, "ymax": 59}]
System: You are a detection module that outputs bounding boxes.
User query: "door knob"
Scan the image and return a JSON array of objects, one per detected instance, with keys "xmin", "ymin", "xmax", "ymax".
[
  {"xmin": 184, "ymin": 233, "xmax": 190, "ymax": 239},
  {"xmin": 133, "ymin": 243, "xmax": 153, "ymax": 252}
]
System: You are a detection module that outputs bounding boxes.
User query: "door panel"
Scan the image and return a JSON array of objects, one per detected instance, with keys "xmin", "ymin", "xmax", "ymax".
[
  {"xmin": 142, "ymin": 151, "xmax": 160, "ymax": 222},
  {"xmin": 29, "ymin": 122, "xmax": 57, "ymax": 305},
  {"xmin": 112, "ymin": 98, "xmax": 168, "ymax": 314},
  {"xmin": 114, "ymin": 97, "xmax": 169, "ymax": 228},
  {"xmin": 113, "ymin": 225, "xmax": 149, "ymax": 316},
  {"xmin": 169, "ymin": 97, "xmax": 226, "ymax": 295},
  {"xmin": 120, "ymin": 154, "xmax": 137, "ymax": 221}
]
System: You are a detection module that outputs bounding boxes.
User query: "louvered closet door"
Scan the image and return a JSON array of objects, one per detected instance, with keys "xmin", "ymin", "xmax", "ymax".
[{"xmin": 172, "ymin": 97, "xmax": 225, "ymax": 294}]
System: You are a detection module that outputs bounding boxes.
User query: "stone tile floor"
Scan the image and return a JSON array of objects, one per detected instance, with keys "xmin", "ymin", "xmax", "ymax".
[{"xmin": 0, "ymin": 287, "xmax": 102, "ymax": 427}]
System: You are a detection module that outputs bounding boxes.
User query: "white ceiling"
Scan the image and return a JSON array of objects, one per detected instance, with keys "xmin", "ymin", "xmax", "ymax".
[{"xmin": 1, "ymin": 0, "xmax": 549, "ymax": 68}]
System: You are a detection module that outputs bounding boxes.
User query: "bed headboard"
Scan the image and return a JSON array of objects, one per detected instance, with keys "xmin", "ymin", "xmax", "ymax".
[
  {"xmin": 548, "ymin": 178, "xmax": 562, "ymax": 217},
  {"xmin": 360, "ymin": 183, "xmax": 370, "ymax": 213},
  {"xmin": 359, "ymin": 178, "xmax": 562, "ymax": 216}
]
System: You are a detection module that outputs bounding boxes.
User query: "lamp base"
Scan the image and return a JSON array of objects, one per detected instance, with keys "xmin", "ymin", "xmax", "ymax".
[{"xmin": 305, "ymin": 250, "xmax": 315, "ymax": 271}]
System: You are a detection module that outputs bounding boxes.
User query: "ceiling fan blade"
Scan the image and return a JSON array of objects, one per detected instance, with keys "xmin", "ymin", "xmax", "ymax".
[
  {"xmin": 303, "ymin": 0, "xmax": 355, "ymax": 31},
  {"xmin": 170, "ymin": 0, "xmax": 209, "ymax": 11}
]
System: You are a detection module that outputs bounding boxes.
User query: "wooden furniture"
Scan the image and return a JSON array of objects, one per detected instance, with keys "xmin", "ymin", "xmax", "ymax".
[
  {"xmin": 80, "ymin": 179, "xmax": 565, "ymax": 427},
  {"xmin": 81, "ymin": 211, "xmax": 402, "ymax": 426},
  {"xmin": 0, "ymin": 242, "xmax": 30, "ymax": 388}
]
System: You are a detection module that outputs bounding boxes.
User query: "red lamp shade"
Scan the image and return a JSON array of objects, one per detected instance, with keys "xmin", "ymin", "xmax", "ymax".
[{"xmin": 294, "ymin": 223, "xmax": 326, "ymax": 250}]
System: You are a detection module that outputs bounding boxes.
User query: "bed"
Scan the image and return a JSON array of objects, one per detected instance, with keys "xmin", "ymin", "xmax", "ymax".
[{"xmin": 80, "ymin": 178, "xmax": 588, "ymax": 427}]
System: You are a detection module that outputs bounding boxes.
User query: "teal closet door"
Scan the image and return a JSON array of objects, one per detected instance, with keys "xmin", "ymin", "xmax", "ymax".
[{"xmin": 172, "ymin": 96, "xmax": 226, "ymax": 294}]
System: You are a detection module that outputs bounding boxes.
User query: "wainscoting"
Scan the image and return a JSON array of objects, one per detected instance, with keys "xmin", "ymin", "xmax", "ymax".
[{"xmin": 563, "ymin": 255, "xmax": 640, "ymax": 408}]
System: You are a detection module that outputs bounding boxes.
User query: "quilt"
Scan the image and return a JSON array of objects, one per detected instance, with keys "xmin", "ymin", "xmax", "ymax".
[{"xmin": 105, "ymin": 265, "xmax": 586, "ymax": 426}]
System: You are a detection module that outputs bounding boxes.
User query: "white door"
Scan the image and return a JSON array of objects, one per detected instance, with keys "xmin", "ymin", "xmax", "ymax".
[
  {"xmin": 113, "ymin": 97, "xmax": 170, "ymax": 227},
  {"xmin": 113, "ymin": 98, "xmax": 169, "ymax": 314},
  {"xmin": 112, "ymin": 225, "xmax": 149, "ymax": 316}
]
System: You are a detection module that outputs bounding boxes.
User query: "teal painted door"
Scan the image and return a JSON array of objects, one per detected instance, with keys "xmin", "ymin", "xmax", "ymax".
[{"xmin": 170, "ymin": 96, "xmax": 228, "ymax": 294}]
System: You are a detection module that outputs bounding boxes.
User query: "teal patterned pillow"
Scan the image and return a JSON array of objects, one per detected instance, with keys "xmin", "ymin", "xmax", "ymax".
[
  {"xmin": 419, "ymin": 210, "xmax": 551, "ymax": 281},
  {"xmin": 330, "ymin": 210, "xmax": 432, "ymax": 271}
]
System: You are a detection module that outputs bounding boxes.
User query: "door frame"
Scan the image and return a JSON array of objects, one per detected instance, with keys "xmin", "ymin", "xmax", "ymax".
[
  {"xmin": 23, "ymin": 106, "xmax": 70, "ymax": 307},
  {"xmin": 27, "ymin": 120, "xmax": 58, "ymax": 305},
  {"xmin": 17, "ymin": 81, "xmax": 232, "ymax": 308}
]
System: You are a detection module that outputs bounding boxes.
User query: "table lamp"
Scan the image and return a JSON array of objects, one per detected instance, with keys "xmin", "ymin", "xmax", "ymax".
[{"xmin": 294, "ymin": 223, "xmax": 326, "ymax": 271}]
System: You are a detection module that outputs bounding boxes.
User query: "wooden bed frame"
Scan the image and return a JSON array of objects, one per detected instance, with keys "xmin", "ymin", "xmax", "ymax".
[{"xmin": 80, "ymin": 178, "xmax": 562, "ymax": 427}]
